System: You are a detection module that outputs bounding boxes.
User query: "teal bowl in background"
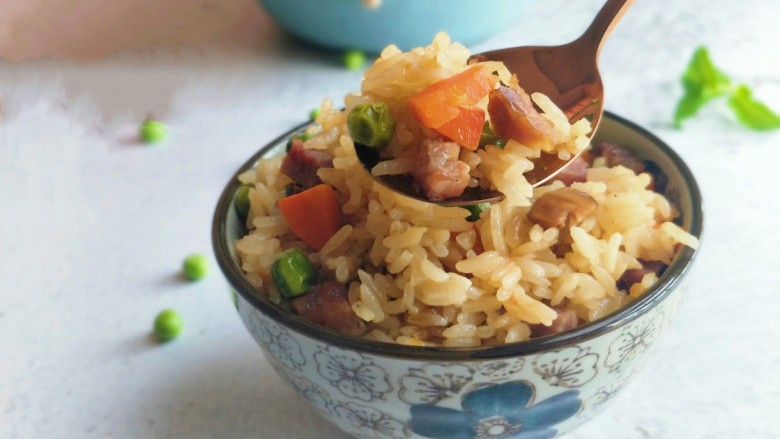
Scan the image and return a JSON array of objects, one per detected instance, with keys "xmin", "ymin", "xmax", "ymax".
[{"xmin": 257, "ymin": 0, "xmax": 536, "ymax": 52}]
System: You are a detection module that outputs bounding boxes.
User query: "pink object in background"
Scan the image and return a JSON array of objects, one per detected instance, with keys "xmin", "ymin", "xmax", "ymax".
[{"xmin": 0, "ymin": 0, "xmax": 270, "ymax": 60}]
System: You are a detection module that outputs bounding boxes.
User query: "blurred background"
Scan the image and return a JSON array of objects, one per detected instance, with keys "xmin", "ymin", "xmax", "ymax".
[
  {"xmin": 0, "ymin": 0, "xmax": 265, "ymax": 61},
  {"xmin": 1, "ymin": 0, "xmax": 779, "ymax": 438}
]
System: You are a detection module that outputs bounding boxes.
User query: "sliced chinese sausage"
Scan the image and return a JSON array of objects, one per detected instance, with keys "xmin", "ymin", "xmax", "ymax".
[
  {"xmin": 411, "ymin": 138, "xmax": 471, "ymax": 201},
  {"xmin": 280, "ymin": 139, "xmax": 334, "ymax": 189},
  {"xmin": 487, "ymin": 85, "xmax": 561, "ymax": 150},
  {"xmin": 530, "ymin": 307, "xmax": 579, "ymax": 337},
  {"xmin": 617, "ymin": 259, "xmax": 667, "ymax": 290},
  {"xmin": 593, "ymin": 142, "xmax": 669, "ymax": 191},
  {"xmin": 527, "ymin": 187, "xmax": 598, "ymax": 230},
  {"xmin": 594, "ymin": 142, "xmax": 645, "ymax": 174},
  {"xmin": 290, "ymin": 281, "xmax": 366, "ymax": 336}
]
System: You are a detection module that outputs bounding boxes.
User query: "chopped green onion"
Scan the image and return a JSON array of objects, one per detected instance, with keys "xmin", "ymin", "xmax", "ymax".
[
  {"xmin": 271, "ymin": 248, "xmax": 318, "ymax": 299},
  {"xmin": 310, "ymin": 108, "xmax": 321, "ymax": 122},
  {"xmin": 478, "ymin": 121, "xmax": 506, "ymax": 149},
  {"xmin": 463, "ymin": 203, "xmax": 491, "ymax": 222},
  {"xmin": 479, "ymin": 121, "xmax": 497, "ymax": 147}
]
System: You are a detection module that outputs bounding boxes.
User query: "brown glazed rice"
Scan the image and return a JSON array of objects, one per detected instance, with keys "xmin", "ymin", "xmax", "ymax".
[{"xmin": 235, "ymin": 34, "xmax": 699, "ymax": 347}]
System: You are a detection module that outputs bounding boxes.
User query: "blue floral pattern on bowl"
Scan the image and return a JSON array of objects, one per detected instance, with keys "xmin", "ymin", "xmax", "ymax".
[
  {"xmin": 532, "ymin": 347, "xmax": 599, "ymax": 388},
  {"xmin": 409, "ymin": 381, "xmax": 580, "ymax": 439},
  {"xmin": 314, "ymin": 345, "xmax": 392, "ymax": 402},
  {"xmin": 604, "ymin": 313, "xmax": 664, "ymax": 374},
  {"xmin": 334, "ymin": 401, "xmax": 410, "ymax": 439},
  {"xmin": 400, "ymin": 364, "xmax": 475, "ymax": 405},
  {"xmin": 234, "ymin": 288, "xmax": 682, "ymax": 438},
  {"xmin": 241, "ymin": 306, "xmax": 306, "ymax": 372}
]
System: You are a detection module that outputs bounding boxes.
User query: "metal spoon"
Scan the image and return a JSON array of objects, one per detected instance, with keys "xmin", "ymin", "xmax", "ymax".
[{"xmin": 356, "ymin": 0, "xmax": 634, "ymax": 207}]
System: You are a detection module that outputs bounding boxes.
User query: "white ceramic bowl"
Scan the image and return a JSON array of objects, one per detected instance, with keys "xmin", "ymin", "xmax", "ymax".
[{"xmin": 212, "ymin": 112, "xmax": 703, "ymax": 438}]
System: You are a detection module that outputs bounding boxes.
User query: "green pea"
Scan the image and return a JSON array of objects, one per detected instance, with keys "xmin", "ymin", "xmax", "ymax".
[
  {"xmin": 271, "ymin": 248, "xmax": 318, "ymax": 299},
  {"xmin": 343, "ymin": 49, "xmax": 366, "ymax": 71},
  {"xmin": 310, "ymin": 108, "xmax": 321, "ymax": 121},
  {"xmin": 347, "ymin": 102, "xmax": 395, "ymax": 148},
  {"xmin": 234, "ymin": 185, "xmax": 252, "ymax": 220},
  {"xmin": 182, "ymin": 253, "xmax": 209, "ymax": 281},
  {"xmin": 154, "ymin": 309, "xmax": 183, "ymax": 342},
  {"xmin": 140, "ymin": 120, "xmax": 168, "ymax": 144},
  {"xmin": 464, "ymin": 203, "xmax": 491, "ymax": 222}
]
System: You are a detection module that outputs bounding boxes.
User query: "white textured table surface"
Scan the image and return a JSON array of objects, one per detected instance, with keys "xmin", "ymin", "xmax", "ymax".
[{"xmin": 2, "ymin": 1, "xmax": 780, "ymax": 438}]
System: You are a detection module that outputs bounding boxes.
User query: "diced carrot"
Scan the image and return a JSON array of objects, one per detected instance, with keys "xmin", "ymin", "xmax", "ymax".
[
  {"xmin": 433, "ymin": 107, "xmax": 485, "ymax": 150},
  {"xmin": 407, "ymin": 66, "xmax": 496, "ymax": 129},
  {"xmin": 278, "ymin": 184, "xmax": 341, "ymax": 250}
]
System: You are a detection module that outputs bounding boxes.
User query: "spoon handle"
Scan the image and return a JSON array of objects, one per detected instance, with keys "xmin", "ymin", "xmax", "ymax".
[{"xmin": 576, "ymin": 0, "xmax": 635, "ymax": 57}]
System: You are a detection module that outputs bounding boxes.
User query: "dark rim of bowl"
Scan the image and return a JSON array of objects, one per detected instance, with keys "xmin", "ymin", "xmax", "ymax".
[{"xmin": 212, "ymin": 111, "xmax": 703, "ymax": 360}]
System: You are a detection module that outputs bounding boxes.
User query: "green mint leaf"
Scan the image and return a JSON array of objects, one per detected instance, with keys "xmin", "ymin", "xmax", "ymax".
[
  {"xmin": 682, "ymin": 46, "xmax": 731, "ymax": 98},
  {"xmin": 675, "ymin": 46, "xmax": 733, "ymax": 127},
  {"xmin": 674, "ymin": 94, "xmax": 708, "ymax": 128},
  {"xmin": 728, "ymin": 84, "xmax": 780, "ymax": 130}
]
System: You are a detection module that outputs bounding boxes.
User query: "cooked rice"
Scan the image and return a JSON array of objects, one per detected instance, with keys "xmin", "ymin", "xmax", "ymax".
[{"xmin": 235, "ymin": 33, "xmax": 699, "ymax": 346}]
